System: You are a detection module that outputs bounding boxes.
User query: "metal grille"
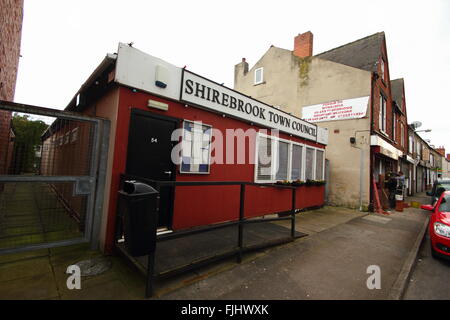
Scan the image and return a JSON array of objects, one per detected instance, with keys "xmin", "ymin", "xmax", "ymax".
[
  {"xmin": 5, "ymin": 116, "xmax": 94, "ymax": 176},
  {"xmin": 0, "ymin": 100, "xmax": 109, "ymax": 254},
  {"xmin": 0, "ymin": 182, "xmax": 86, "ymax": 249}
]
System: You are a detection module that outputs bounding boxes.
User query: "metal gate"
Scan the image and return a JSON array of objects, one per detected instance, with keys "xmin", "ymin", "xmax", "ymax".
[{"xmin": 0, "ymin": 100, "xmax": 109, "ymax": 254}]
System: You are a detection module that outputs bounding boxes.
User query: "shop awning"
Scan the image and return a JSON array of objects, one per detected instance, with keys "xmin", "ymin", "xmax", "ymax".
[
  {"xmin": 370, "ymin": 135, "xmax": 403, "ymax": 160},
  {"xmin": 405, "ymin": 155, "xmax": 416, "ymax": 164}
]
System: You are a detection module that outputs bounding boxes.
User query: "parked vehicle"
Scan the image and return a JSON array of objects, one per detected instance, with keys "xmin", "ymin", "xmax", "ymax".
[
  {"xmin": 427, "ymin": 179, "xmax": 450, "ymax": 204},
  {"xmin": 421, "ymin": 191, "xmax": 450, "ymax": 260}
]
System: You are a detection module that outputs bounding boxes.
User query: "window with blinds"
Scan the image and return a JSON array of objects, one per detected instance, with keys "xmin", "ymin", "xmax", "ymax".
[
  {"xmin": 291, "ymin": 144, "xmax": 303, "ymax": 180},
  {"xmin": 275, "ymin": 141, "xmax": 289, "ymax": 180},
  {"xmin": 255, "ymin": 134, "xmax": 325, "ymax": 183},
  {"xmin": 257, "ymin": 135, "xmax": 272, "ymax": 181},
  {"xmin": 315, "ymin": 150, "xmax": 324, "ymax": 180},
  {"xmin": 305, "ymin": 147, "xmax": 315, "ymax": 181}
]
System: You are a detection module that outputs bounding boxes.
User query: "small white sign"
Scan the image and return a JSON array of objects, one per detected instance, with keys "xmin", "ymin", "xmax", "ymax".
[
  {"xmin": 302, "ymin": 96, "xmax": 370, "ymax": 123},
  {"xmin": 317, "ymin": 127, "xmax": 329, "ymax": 145},
  {"xmin": 148, "ymin": 99, "xmax": 169, "ymax": 111}
]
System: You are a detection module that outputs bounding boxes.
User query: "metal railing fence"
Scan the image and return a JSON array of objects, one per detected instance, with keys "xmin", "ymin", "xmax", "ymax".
[{"xmin": 0, "ymin": 100, "xmax": 110, "ymax": 254}]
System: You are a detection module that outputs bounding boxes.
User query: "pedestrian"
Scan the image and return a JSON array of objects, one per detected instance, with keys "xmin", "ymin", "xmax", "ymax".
[
  {"xmin": 396, "ymin": 171, "xmax": 405, "ymax": 187},
  {"xmin": 396, "ymin": 171, "xmax": 406, "ymax": 199},
  {"xmin": 385, "ymin": 172, "xmax": 398, "ymax": 209}
]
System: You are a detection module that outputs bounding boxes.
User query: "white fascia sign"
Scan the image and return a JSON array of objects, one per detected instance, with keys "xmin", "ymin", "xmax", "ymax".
[
  {"xmin": 302, "ymin": 96, "xmax": 370, "ymax": 123},
  {"xmin": 406, "ymin": 155, "xmax": 415, "ymax": 164},
  {"xmin": 181, "ymin": 70, "xmax": 324, "ymax": 144},
  {"xmin": 370, "ymin": 135, "xmax": 403, "ymax": 160},
  {"xmin": 316, "ymin": 126, "xmax": 329, "ymax": 145},
  {"xmin": 114, "ymin": 43, "xmax": 182, "ymax": 101}
]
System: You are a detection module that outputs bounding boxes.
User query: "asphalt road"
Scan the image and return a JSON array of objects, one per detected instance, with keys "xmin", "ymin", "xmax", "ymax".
[{"xmin": 403, "ymin": 231, "xmax": 450, "ymax": 300}]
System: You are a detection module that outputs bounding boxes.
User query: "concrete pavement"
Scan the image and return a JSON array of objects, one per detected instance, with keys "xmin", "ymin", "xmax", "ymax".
[
  {"xmin": 0, "ymin": 194, "xmax": 429, "ymax": 300},
  {"xmin": 159, "ymin": 201, "xmax": 428, "ymax": 300}
]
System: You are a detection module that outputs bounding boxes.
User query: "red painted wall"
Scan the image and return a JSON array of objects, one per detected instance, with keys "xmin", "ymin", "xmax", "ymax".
[{"xmin": 103, "ymin": 86, "xmax": 325, "ymax": 250}]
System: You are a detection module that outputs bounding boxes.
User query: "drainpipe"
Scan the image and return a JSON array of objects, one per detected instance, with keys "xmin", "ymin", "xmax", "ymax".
[
  {"xmin": 369, "ymin": 71, "xmax": 377, "ymax": 211},
  {"xmin": 352, "ymin": 130, "xmax": 370, "ymax": 211}
]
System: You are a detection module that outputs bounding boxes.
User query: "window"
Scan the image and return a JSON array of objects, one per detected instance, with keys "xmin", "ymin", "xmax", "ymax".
[
  {"xmin": 64, "ymin": 132, "xmax": 70, "ymax": 145},
  {"xmin": 315, "ymin": 150, "xmax": 324, "ymax": 180},
  {"xmin": 392, "ymin": 113, "xmax": 396, "ymax": 141},
  {"xmin": 254, "ymin": 133, "xmax": 325, "ymax": 183},
  {"xmin": 379, "ymin": 95, "xmax": 386, "ymax": 133},
  {"xmin": 71, "ymin": 127, "xmax": 79, "ymax": 143},
  {"xmin": 400, "ymin": 123, "xmax": 405, "ymax": 147},
  {"xmin": 408, "ymin": 135, "xmax": 413, "ymax": 153},
  {"xmin": 257, "ymin": 135, "xmax": 272, "ymax": 181},
  {"xmin": 180, "ymin": 121, "xmax": 212, "ymax": 174},
  {"xmin": 438, "ymin": 195, "xmax": 450, "ymax": 213},
  {"xmin": 291, "ymin": 144, "xmax": 303, "ymax": 180},
  {"xmin": 275, "ymin": 141, "xmax": 289, "ymax": 180},
  {"xmin": 254, "ymin": 67, "xmax": 264, "ymax": 85},
  {"xmin": 380, "ymin": 58, "xmax": 386, "ymax": 81},
  {"xmin": 305, "ymin": 147, "xmax": 315, "ymax": 181}
]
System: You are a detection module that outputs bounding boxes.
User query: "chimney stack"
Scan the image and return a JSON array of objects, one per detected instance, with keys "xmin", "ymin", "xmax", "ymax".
[
  {"xmin": 447, "ymin": 154, "xmax": 450, "ymax": 161},
  {"xmin": 436, "ymin": 146, "xmax": 446, "ymax": 157},
  {"xmin": 234, "ymin": 57, "xmax": 249, "ymax": 87},
  {"xmin": 294, "ymin": 31, "xmax": 313, "ymax": 58}
]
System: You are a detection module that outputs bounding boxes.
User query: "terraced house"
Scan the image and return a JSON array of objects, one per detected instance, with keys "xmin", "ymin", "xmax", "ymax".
[
  {"xmin": 390, "ymin": 78, "xmax": 414, "ymax": 195},
  {"xmin": 234, "ymin": 31, "xmax": 409, "ymax": 211}
]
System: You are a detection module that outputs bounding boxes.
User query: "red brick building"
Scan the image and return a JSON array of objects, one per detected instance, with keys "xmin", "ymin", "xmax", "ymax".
[
  {"xmin": 391, "ymin": 78, "xmax": 413, "ymax": 193},
  {"xmin": 0, "ymin": 0, "xmax": 24, "ymax": 175},
  {"xmin": 314, "ymin": 32, "xmax": 401, "ymax": 179}
]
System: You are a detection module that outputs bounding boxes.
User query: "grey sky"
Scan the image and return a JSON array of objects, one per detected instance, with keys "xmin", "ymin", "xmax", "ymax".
[{"xmin": 14, "ymin": 0, "xmax": 450, "ymax": 151}]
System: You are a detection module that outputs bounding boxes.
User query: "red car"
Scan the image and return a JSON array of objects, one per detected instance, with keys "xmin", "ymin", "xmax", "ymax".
[{"xmin": 421, "ymin": 190, "xmax": 450, "ymax": 260}]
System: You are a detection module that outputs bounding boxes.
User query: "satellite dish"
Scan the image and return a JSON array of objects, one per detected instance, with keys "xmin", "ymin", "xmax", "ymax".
[{"xmin": 411, "ymin": 121, "xmax": 422, "ymax": 130}]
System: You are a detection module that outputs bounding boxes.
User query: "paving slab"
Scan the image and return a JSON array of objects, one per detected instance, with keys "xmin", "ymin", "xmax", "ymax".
[
  {"xmin": 60, "ymin": 279, "xmax": 140, "ymax": 300},
  {"xmin": 0, "ymin": 256, "xmax": 52, "ymax": 282},
  {"xmin": 131, "ymin": 222, "xmax": 305, "ymax": 278},
  {"xmin": 0, "ymin": 248, "xmax": 49, "ymax": 265},
  {"xmin": 274, "ymin": 205, "xmax": 366, "ymax": 235},
  {"xmin": 0, "ymin": 272, "xmax": 58, "ymax": 300}
]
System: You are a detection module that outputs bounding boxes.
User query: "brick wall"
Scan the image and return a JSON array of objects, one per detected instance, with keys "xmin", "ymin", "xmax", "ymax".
[
  {"xmin": 294, "ymin": 31, "xmax": 313, "ymax": 58},
  {"xmin": 0, "ymin": 0, "xmax": 24, "ymax": 174},
  {"xmin": 371, "ymin": 38, "xmax": 394, "ymax": 143},
  {"xmin": 393, "ymin": 97, "xmax": 408, "ymax": 153}
]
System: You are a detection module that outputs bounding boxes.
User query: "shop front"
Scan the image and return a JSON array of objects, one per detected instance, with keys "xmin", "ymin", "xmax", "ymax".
[
  {"xmin": 370, "ymin": 135, "xmax": 403, "ymax": 208},
  {"xmin": 401, "ymin": 155, "xmax": 415, "ymax": 196}
]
